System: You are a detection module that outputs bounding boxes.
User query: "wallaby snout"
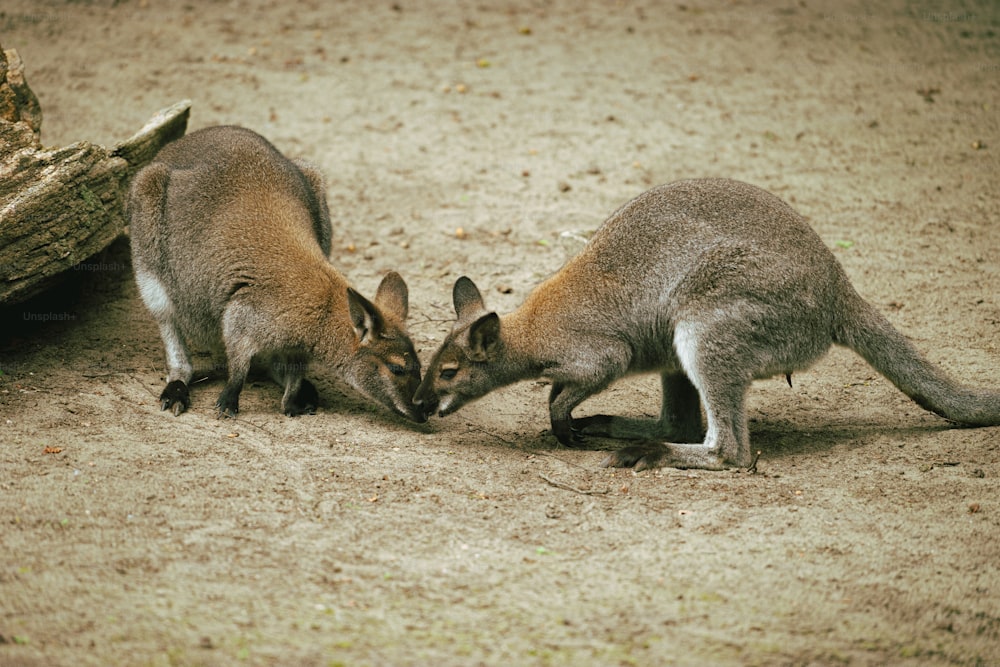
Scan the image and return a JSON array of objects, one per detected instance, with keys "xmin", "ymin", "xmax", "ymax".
[{"xmin": 411, "ymin": 383, "xmax": 440, "ymax": 421}]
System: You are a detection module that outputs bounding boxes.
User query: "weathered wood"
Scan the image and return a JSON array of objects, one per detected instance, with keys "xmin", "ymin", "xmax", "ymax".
[
  {"xmin": 0, "ymin": 44, "xmax": 190, "ymax": 306},
  {"xmin": 0, "ymin": 126, "xmax": 130, "ymax": 305},
  {"xmin": 111, "ymin": 99, "xmax": 193, "ymax": 180},
  {"xmin": 0, "ymin": 46, "xmax": 42, "ymax": 138}
]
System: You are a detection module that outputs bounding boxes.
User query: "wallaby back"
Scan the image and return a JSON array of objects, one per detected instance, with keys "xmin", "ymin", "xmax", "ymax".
[
  {"xmin": 129, "ymin": 125, "xmax": 424, "ymax": 421},
  {"xmin": 415, "ymin": 178, "xmax": 999, "ymax": 470}
]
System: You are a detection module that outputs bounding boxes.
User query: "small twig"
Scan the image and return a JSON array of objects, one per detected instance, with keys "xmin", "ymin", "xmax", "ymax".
[
  {"xmin": 746, "ymin": 450, "xmax": 762, "ymax": 474},
  {"xmin": 126, "ymin": 372, "xmax": 160, "ymax": 400},
  {"xmin": 228, "ymin": 415, "xmax": 280, "ymax": 439},
  {"xmin": 538, "ymin": 473, "xmax": 609, "ymax": 495},
  {"xmin": 537, "ymin": 451, "xmax": 592, "ymax": 471}
]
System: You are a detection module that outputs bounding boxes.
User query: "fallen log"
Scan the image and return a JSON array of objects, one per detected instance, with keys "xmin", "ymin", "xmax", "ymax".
[{"xmin": 0, "ymin": 43, "xmax": 191, "ymax": 305}]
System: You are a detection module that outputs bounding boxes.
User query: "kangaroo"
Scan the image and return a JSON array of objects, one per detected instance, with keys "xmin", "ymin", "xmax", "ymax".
[
  {"xmin": 128, "ymin": 125, "xmax": 425, "ymax": 422},
  {"xmin": 413, "ymin": 178, "xmax": 1000, "ymax": 470}
]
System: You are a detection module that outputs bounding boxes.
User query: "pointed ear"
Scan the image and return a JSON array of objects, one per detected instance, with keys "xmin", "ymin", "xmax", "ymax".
[
  {"xmin": 453, "ymin": 276, "xmax": 486, "ymax": 321},
  {"xmin": 374, "ymin": 271, "xmax": 409, "ymax": 321},
  {"xmin": 347, "ymin": 287, "xmax": 383, "ymax": 344},
  {"xmin": 468, "ymin": 312, "xmax": 501, "ymax": 362}
]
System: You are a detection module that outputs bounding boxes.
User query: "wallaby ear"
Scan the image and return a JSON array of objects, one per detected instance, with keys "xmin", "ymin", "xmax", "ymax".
[
  {"xmin": 467, "ymin": 312, "xmax": 501, "ymax": 362},
  {"xmin": 347, "ymin": 287, "xmax": 384, "ymax": 344},
  {"xmin": 453, "ymin": 276, "xmax": 486, "ymax": 321},
  {"xmin": 374, "ymin": 271, "xmax": 409, "ymax": 321}
]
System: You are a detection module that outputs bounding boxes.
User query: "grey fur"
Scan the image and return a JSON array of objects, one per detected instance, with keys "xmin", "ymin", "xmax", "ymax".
[{"xmin": 414, "ymin": 178, "xmax": 999, "ymax": 470}]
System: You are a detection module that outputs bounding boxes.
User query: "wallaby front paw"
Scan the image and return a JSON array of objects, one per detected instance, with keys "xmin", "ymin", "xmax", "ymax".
[
  {"xmin": 215, "ymin": 391, "xmax": 240, "ymax": 419},
  {"xmin": 283, "ymin": 379, "xmax": 319, "ymax": 417},
  {"xmin": 159, "ymin": 380, "xmax": 190, "ymax": 416}
]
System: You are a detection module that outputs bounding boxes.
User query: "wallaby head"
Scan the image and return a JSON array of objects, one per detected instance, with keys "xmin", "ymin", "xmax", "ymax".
[
  {"xmin": 413, "ymin": 276, "xmax": 510, "ymax": 419},
  {"xmin": 343, "ymin": 271, "xmax": 426, "ymax": 423}
]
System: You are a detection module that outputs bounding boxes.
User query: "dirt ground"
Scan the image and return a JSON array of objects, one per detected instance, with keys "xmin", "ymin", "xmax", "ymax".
[{"xmin": 2, "ymin": 1, "xmax": 999, "ymax": 665}]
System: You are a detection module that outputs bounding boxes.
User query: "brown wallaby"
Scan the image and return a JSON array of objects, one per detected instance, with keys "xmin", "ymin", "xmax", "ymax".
[
  {"xmin": 128, "ymin": 125, "xmax": 425, "ymax": 422},
  {"xmin": 413, "ymin": 178, "xmax": 1000, "ymax": 470}
]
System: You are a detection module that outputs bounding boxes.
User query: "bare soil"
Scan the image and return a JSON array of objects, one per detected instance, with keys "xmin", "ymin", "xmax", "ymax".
[{"xmin": 2, "ymin": 1, "xmax": 999, "ymax": 665}]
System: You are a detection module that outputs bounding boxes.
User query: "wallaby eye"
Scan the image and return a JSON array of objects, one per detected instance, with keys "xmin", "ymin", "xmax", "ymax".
[
  {"xmin": 387, "ymin": 363, "xmax": 407, "ymax": 377},
  {"xmin": 439, "ymin": 368, "xmax": 458, "ymax": 381}
]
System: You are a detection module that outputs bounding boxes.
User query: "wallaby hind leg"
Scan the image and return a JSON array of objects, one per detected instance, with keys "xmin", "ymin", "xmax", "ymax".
[
  {"xmin": 130, "ymin": 165, "xmax": 193, "ymax": 416},
  {"xmin": 134, "ymin": 270, "xmax": 194, "ymax": 416},
  {"xmin": 156, "ymin": 323, "xmax": 193, "ymax": 416},
  {"xmin": 603, "ymin": 323, "xmax": 750, "ymax": 470},
  {"xmin": 574, "ymin": 372, "xmax": 703, "ymax": 442}
]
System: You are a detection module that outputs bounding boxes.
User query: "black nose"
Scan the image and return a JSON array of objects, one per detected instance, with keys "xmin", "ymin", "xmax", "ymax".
[{"xmin": 413, "ymin": 392, "xmax": 439, "ymax": 420}]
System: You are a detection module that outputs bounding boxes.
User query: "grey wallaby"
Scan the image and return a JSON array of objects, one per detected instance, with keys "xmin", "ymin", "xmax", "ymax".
[
  {"xmin": 128, "ymin": 125, "xmax": 425, "ymax": 422},
  {"xmin": 413, "ymin": 178, "xmax": 1000, "ymax": 470}
]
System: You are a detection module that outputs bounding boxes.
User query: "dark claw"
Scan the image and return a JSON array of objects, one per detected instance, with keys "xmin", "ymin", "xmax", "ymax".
[{"xmin": 159, "ymin": 380, "xmax": 190, "ymax": 416}]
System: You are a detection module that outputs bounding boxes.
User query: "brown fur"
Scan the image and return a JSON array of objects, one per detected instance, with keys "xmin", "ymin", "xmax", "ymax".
[
  {"xmin": 414, "ymin": 178, "xmax": 1000, "ymax": 470},
  {"xmin": 128, "ymin": 125, "xmax": 424, "ymax": 421}
]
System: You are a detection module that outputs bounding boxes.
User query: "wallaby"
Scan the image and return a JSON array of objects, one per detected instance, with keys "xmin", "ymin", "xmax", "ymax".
[
  {"xmin": 128, "ymin": 125, "xmax": 425, "ymax": 422},
  {"xmin": 413, "ymin": 178, "xmax": 1000, "ymax": 470}
]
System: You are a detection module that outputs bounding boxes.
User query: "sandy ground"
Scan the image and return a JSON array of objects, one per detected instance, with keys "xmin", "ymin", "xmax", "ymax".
[{"xmin": 2, "ymin": 1, "xmax": 1000, "ymax": 665}]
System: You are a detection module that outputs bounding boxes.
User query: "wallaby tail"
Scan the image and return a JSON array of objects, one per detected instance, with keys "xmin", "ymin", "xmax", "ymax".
[{"xmin": 834, "ymin": 290, "xmax": 1000, "ymax": 427}]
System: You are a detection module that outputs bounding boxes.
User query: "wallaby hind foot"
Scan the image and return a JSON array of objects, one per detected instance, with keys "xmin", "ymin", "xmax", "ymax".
[
  {"xmin": 573, "ymin": 414, "xmax": 705, "ymax": 443},
  {"xmin": 601, "ymin": 443, "xmax": 727, "ymax": 472}
]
